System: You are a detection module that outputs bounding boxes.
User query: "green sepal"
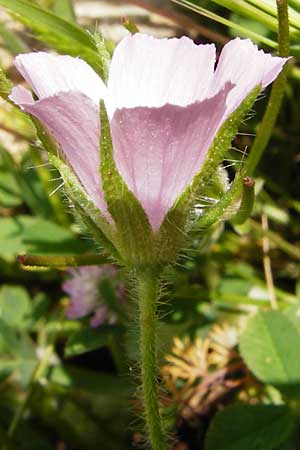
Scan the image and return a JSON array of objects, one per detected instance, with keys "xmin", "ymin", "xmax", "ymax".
[
  {"xmin": 33, "ymin": 117, "xmax": 58, "ymax": 155},
  {"xmin": 49, "ymin": 154, "xmax": 118, "ymax": 258},
  {"xmin": 99, "ymin": 101, "xmax": 154, "ymax": 268},
  {"xmin": 195, "ymin": 174, "xmax": 244, "ymax": 232},
  {"xmin": 92, "ymin": 33, "xmax": 111, "ymax": 83},
  {"xmin": 73, "ymin": 201, "xmax": 120, "ymax": 260},
  {"xmin": 157, "ymin": 85, "xmax": 260, "ymax": 262},
  {"xmin": 122, "ymin": 18, "xmax": 139, "ymax": 34},
  {"xmin": 230, "ymin": 176, "xmax": 255, "ymax": 225},
  {"xmin": 194, "ymin": 174, "xmax": 255, "ymax": 232}
]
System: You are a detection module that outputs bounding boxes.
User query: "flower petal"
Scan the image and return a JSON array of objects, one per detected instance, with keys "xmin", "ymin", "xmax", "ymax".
[
  {"xmin": 9, "ymin": 84, "xmax": 35, "ymax": 105},
  {"xmin": 10, "ymin": 87, "xmax": 108, "ymax": 216},
  {"xmin": 107, "ymin": 33, "xmax": 216, "ymax": 116},
  {"xmin": 212, "ymin": 38, "xmax": 288, "ymax": 116},
  {"xmin": 14, "ymin": 52, "xmax": 106, "ymax": 104},
  {"xmin": 111, "ymin": 83, "xmax": 233, "ymax": 231}
]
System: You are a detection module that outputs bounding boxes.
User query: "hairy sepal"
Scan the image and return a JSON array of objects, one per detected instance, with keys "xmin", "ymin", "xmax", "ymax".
[
  {"xmin": 100, "ymin": 101, "xmax": 155, "ymax": 269},
  {"xmin": 157, "ymin": 85, "xmax": 261, "ymax": 261},
  {"xmin": 92, "ymin": 33, "xmax": 111, "ymax": 83},
  {"xmin": 49, "ymin": 154, "xmax": 118, "ymax": 257}
]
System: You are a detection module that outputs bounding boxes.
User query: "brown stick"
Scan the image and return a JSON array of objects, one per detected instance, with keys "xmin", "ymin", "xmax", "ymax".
[{"xmin": 122, "ymin": 0, "xmax": 229, "ymax": 44}]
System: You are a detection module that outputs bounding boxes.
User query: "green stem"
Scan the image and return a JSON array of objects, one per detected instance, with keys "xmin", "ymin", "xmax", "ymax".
[
  {"xmin": 18, "ymin": 253, "xmax": 111, "ymax": 268},
  {"xmin": 136, "ymin": 269, "xmax": 167, "ymax": 450},
  {"xmin": 246, "ymin": 0, "xmax": 290, "ymax": 176}
]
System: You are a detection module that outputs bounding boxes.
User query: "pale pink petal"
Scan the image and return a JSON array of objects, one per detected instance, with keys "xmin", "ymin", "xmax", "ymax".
[
  {"xmin": 9, "ymin": 85, "xmax": 35, "ymax": 105},
  {"xmin": 107, "ymin": 33, "xmax": 216, "ymax": 117},
  {"xmin": 10, "ymin": 87, "xmax": 108, "ymax": 216},
  {"xmin": 212, "ymin": 38, "xmax": 288, "ymax": 117},
  {"xmin": 14, "ymin": 52, "xmax": 106, "ymax": 104},
  {"xmin": 111, "ymin": 83, "xmax": 233, "ymax": 231}
]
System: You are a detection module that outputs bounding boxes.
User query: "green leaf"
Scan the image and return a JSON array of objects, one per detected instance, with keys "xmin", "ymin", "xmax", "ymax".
[
  {"xmin": 0, "ymin": 67, "xmax": 13, "ymax": 100},
  {"xmin": 65, "ymin": 325, "xmax": 123, "ymax": 357},
  {"xmin": 0, "ymin": 0, "xmax": 101, "ymax": 72},
  {"xmin": 19, "ymin": 150, "xmax": 53, "ymax": 218},
  {"xmin": 205, "ymin": 403, "xmax": 293, "ymax": 450},
  {"xmin": 171, "ymin": 0, "xmax": 277, "ymax": 48},
  {"xmin": 172, "ymin": 0, "xmax": 300, "ymax": 43},
  {"xmin": 53, "ymin": 0, "xmax": 76, "ymax": 23},
  {"xmin": 0, "ymin": 215, "xmax": 91, "ymax": 262},
  {"xmin": 22, "ymin": 218, "xmax": 91, "ymax": 255},
  {"xmin": 0, "ymin": 215, "xmax": 33, "ymax": 261},
  {"xmin": 0, "ymin": 170, "xmax": 22, "ymax": 208},
  {"xmin": 0, "ymin": 285, "xmax": 31, "ymax": 327},
  {"xmin": 0, "ymin": 318, "xmax": 21, "ymax": 352},
  {"xmin": 239, "ymin": 311, "xmax": 300, "ymax": 395},
  {"xmin": 283, "ymin": 305, "xmax": 300, "ymax": 333},
  {"xmin": 51, "ymin": 365, "xmax": 130, "ymax": 396},
  {"xmin": 0, "ymin": 20, "xmax": 28, "ymax": 53}
]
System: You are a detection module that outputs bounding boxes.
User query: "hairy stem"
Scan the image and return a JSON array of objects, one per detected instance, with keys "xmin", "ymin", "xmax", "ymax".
[
  {"xmin": 136, "ymin": 269, "xmax": 167, "ymax": 450},
  {"xmin": 246, "ymin": 0, "xmax": 290, "ymax": 176}
]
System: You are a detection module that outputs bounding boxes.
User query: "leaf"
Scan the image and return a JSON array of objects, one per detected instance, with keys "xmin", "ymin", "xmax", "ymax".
[
  {"xmin": 0, "ymin": 171, "xmax": 22, "ymax": 208},
  {"xmin": 22, "ymin": 218, "xmax": 90, "ymax": 255},
  {"xmin": 239, "ymin": 311, "xmax": 300, "ymax": 395},
  {"xmin": 65, "ymin": 325, "xmax": 123, "ymax": 357},
  {"xmin": 171, "ymin": 0, "xmax": 277, "ymax": 48},
  {"xmin": 50, "ymin": 365, "xmax": 130, "ymax": 396},
  {"xmin": 0, "ymin": 319, "xmax": 36, "ymax": 385},
  {"xmin": 283, "ymin": 305, "xmax": 300, "ymax": 334},
  {"xmin": 0, "ymin": 318, "xmax": 21, "ymax": 352},
  {"xmin": 205, "ymin": 403, "xmax": 293, "ymax": 450},
  {"xmin": 20, "ymin": 151, "xmax": 53, "ymax": 218},
  {"xmin": 53, "ymin": 0, "xmax": 76, "ymax": 23},
  {"xmin": 0, "ymin": 215, "xmax": 33, "ymax": 261},
  {"xmin": 0, "ymin": 67, "xmax": 13, "ymax": 100},
  {"xmin": 0, "ymin": 215, "xmax": 92, "ymax": 262},
  {"xmin": 0, "ymin": 285, "xmax": 31, "ymax": 327},
  {"xmin": 0, "ymin": 0, "xmax": 101, "ymax": 72}
]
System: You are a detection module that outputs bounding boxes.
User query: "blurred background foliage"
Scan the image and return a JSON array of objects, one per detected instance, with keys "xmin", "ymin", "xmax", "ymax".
[{"xmin": 0, "ymin": 0, "xmax": 300, "ymax": 449}]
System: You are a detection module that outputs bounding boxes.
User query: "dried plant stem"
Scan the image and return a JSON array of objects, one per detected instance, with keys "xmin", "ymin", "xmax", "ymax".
[
  {"xmin": 261, "ymin": 214, "xmax": 278, "ymax": 309},
  {"xmin": 250, "ymin": 219, "xmax": 300, "ymax": 259},
  {"xmin": 136, "ymin": 269, "xmax": 167, "ymax": 450},
  {"xmin": 246, "ymin": 0, "xmax": 290, "ymax": 176},
  {"xmin": 126, "ymin": 0, "xmax": 228, "ymax": 45}
]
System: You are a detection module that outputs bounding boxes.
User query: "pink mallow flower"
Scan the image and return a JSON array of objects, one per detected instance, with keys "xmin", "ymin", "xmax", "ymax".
[
  {"xmin": 62, "ymin": 265, "xmax": 123, "ymax": 327},
  {"xmin": 9, "ymin": 35, "xmax": 287, "ymax": 231}
]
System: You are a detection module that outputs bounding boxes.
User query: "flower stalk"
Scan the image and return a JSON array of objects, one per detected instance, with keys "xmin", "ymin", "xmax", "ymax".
[
  {"xmin": 136, "ymin": 269, "xmax": 167, "ymax": 450},
  {"xmin": 246, "ymin": 0, "xmax": 290, "ymax": 176}
]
